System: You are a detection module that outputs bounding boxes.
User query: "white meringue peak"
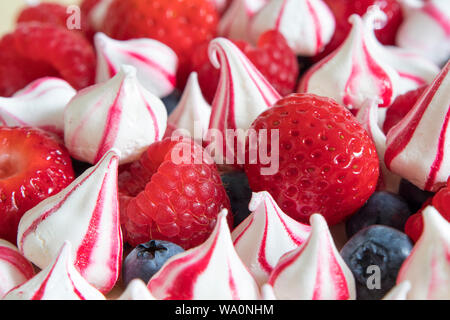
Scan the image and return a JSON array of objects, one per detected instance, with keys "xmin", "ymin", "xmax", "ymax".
[
  {"xmin": 0, "ymin": 77, "xmax": 75, "ymax": 136},
  {"xmin": 382, "ymin": 281, "xmax": 411, "ymax": 300},
  {"xmin": 64, "ymin": 65, "xmax": 167, "ymax": 165},
  {"xmin": 250, "ymin": 0, "xmax": 336, "ymax": 56},
  {"xmin": 260, "ymin": 284, "xmax": 277, "ymax": 300},
  {"xmin": 148, "ymin": 210, "xmax": 261, "ymax": 300},
  {"xmin": 397, "ymin": 0, "xmax": 450, "ymax": 66},
  {"xmin": 3, "ymin": 241, "xmax": 106, "ymax": 300},
  {"xmin": 118, "ymin": 279, "xmax": 156, "ymax": 300},
  {"xmin": 268, "ymin": 214, "xmax": 356, "ymax": 300},
  {"xmin": 385, "ymin": 61, "xmax": 450, "ymax": 192},
  {"xmin": 396, "ymin": 206, "xmax": 450, "ymax": 300},
  {"xmin": 0, "ymin": 239, "xmax": 35, "ymax": 299},
  {"xmin": 94, "ymin": 32, "xmax": 178, "ymax": 98},
  {"xmin": 298, "ymin": 6, "xmax": 439, "ymax": 111},
  {"xmin": 167, "ymin": 72, "xmax": 211, "ymax": 141},
  {"xmin": 17, "ymin": 150, "xmax": 122, "ymax": 294},
  {"xmin": 232, "ymin": 191, "xmax": 311, "ymax": 286}
]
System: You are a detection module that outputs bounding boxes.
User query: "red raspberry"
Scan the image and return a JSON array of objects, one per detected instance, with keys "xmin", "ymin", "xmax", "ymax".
[
  {"xmin": 405, "ymin": 178, "xmax": 450, "ymax": 243},
  {"xmin": 383, "ymin": 86, "xmax": 428, "ymax": 135},
  {"xmin": 244, "ymin": 93, "xmax": 380, "ymax": 226},
  {"xmin": 119, "ymin": 138, "xmax": 232, "ymax": 249},
  {"xmin": 0, "ymin": 127, "xmax": 75, "ymax": 243},
  {"xmin": 192, "ymin": 30, "xmax": 299, "ymax": 104},
  {"xmin": 0, "ymin": 22, "xmax": 96, "ymax": 96},
  {"xmin": 102, "ymin": 0, "xmax": 219, "ymax": 89}
]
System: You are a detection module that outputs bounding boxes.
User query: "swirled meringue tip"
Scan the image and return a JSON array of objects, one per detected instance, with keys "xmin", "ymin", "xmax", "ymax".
[
  {"xmin": 396, "ymin": 206, "xmax": 450, "ymax": 300},
  {"xmin": 167, "ymin": 72, "xmax": 211, "ymax": 141},
  {"xmin": 0, "ymin": 77, "xmax": 75, "ymax": 136},
  {"xmin": 260, "ymin": 284, "xmax": 277, "ymax": 300},
  {"xmin": 382, "ymin": 281, "xmax": 411, "ymax": 300},
  {"xmin": 94, "ymin": 32, "xmax": 178, "ymax": 98},
  {"xmin": 118, "ymin": 279, "xmax": 156, "ymax": 300},
  {"xmin": 3, "ymin": 241, "xmax": 106, "ymax": 300},
  {"xmin": 0, "ymin": 239, "xmax": 35, "ymax": 299},
  {"xmin": 148, "ymin": 209, "xmax": 261, "ymax": 300},
  {"xmin": 17, "ymin": 150, "xmax": 122, "ymax": 294},
  {"xmin": 250, "ymin": 0, "xmax": 336, "ymax": 56},
  {"xmin": 231, "ymin": 191, "xmax": 311, "ymax": 286},
  {"xmin": 397, "ymin": 0, "xmax": 450, "ymax": 66},
  {"xmin": 64, "ymin": 64, "xmax": 168, "ymax": 165},
  {"xmin": 268, "ymin": 214, "xmax": 356, "ymax": 300},
  {"xmin": 385, "ymin": 61, "xmax": 450, "ymax": 192}
]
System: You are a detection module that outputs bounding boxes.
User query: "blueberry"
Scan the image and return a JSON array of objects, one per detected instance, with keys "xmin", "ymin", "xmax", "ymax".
[
  {"xmin": 122, "ymin": 240, "xmax": 184, "ymax": 287},
  {"xmin": 161, "ymin": 90, "xmax": 181, "ymax": 115},
  {"xmin": 346, "ymin": 191, "xmax": 412, "ymax": 238},
  {"xmin": 399, "ymin": 179, "xmax": 434, "ymax": 212},
  {"xmin": 340, "ymin": 225, "xmax": 413, "ymax": 300},
  {"xmin": 221, "ymin": 171, "xmax": 253, "ymax": 228}
]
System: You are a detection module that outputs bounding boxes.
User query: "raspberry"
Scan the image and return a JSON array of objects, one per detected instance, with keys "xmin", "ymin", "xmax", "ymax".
[
  {"xmin": 119, "ymin": 138, "xmax": 232, "ymax": 249},
  {"xmin": 102, "ymin": 0, "xmax": 219, "ymax": 89},
  {"xmin": 0, "ymin": 127, "xmax": 75, "ymax": 243},
  {"xmin": 244, "ymin": 93, "xmax": 380, "ymax": 226}
]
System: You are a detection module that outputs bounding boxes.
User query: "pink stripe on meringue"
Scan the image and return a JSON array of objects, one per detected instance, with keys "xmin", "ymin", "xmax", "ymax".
[
  {"xmin": 306, "ymin": 0, "xmax": 323, "ymax": 55},
  {"xmin": 274, "ymin": 0, "xmax": 288, "ymax": 30},
  {"xmin": 139, "ymin": 88, "xmax": 161, "ymax": 141},
  {"xmin": 423, "ymin": 3, "xmax": 450, "ymax": 36},
  {"xmin": 0, "ymin": 247, "xmax": 34, "ymax": 279}
]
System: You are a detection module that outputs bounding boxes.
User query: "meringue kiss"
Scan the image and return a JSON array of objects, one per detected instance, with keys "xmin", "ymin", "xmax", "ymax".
[
  {"xmin": 64, "ymin": 65, "xmax": 167, "ymax": 165},
  {"xmin": 232, "ymin": 191, "xmax": 311, "ymax": 286},
  {"xmin": 148, "ymin": 210, "xmax": 260, "ymax": 300},
  {"xmin": 268, "ymin": 214, "xmax": 356, "ymax": 300},
  {"xmin": 17, "ymin": 150, "xmax": 122, "ymax": 294},
  {"xmin": 3, "ymin": 241, "xmax": 106, "ymax": 300},
  {"xmin": 94, "ymin": 32, "xmax": 178, "ymax": 98},
  {"xmin": 382, "ymin": 281, "xmax": 411, "ymax": 300},
  {"xmin": 118, "ymin": 279, "xmax": 156, "ymax": 300}
]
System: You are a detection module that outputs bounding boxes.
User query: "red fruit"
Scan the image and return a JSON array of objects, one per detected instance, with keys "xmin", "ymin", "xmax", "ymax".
[
  {"xmin": 0, "ymin": 127, "xmax": 75, "ymax": 243},
  {"xmin": 119, "ymin": 138, "xmax": 232, "ymax": 249},
  {"xmin": 244, "ymin": 93, "xmax": 380, "ymax": 226},
  {"xmin": 0, "ymin": 22, "xmax": 96, "ymax": 96},
  {"xmin": 102, "ymin": 0, "xmax": 219, "ymax": 89},
  {"xmin": 383, "ymin": 86, "xmax": 428, "ymax": 135}
]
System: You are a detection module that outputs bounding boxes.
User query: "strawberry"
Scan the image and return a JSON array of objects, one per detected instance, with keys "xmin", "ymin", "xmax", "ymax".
[
  {"xmin": 101, "ymin": 0, "xmax": 219, "ymax": 89},
  {"xmin": 192, "ymin": 30, "xmax": 299, "ymax": 104},
  {"xmin": 119, "ymin": 138, "xmax": 232, "ymax": 249},
  {"xmin": 0, "ymin": 127, "xmax": 74, "ymax": 243},
  {"xmin": 244, "ymin": 93, "xmax": 380, "ymax": 226}
]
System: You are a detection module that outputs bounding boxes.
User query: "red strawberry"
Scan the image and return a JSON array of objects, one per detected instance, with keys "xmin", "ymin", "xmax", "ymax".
[
  {"xmin": 244, "ymin": 93, "xmax": 380, "ymax": 226},
  {"xmin": 102, "ymin": 0, "xmax": 219, "ymax": 89},
  {"xmin": 383, "ymin": 86, "xmax": 428, "ymax": 135},
  {"xmin": 192, "ymin": 30, "xmax": 299, "ymax": 104},
  {"xmin": 119, "ymin": 138, "xmax": 232, "ymax": 249},
  {"xmin": 0, "ymin": 127, "xmax": 75, "ymax": 243}
]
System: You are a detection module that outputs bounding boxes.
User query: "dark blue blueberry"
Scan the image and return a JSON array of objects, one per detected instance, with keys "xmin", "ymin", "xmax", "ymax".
[
  {"xmin": 399, "ymin": 179, "xmax": 434, "ymax": 212},
  {"xmin": 161, "ymin": 90, "xmax": 181, "ymax": 115},
  {"xmin": 340, "ymin": 225, "xmax": 413, "ymax": 300},
  {"xmin": 122, "ymin": 240, "xmax": 184, "ymax": 287},
  {"xmin": 221, "ymin": 171, "xmax": 253, "ymax": 228},
  {"xmin": 346, "ymin": 191, "xmax": 412, "ymax": 238}
]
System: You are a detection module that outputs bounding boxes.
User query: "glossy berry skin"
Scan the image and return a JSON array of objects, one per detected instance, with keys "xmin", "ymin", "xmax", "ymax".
[
  {"xmin": 122, "ymin": 240, "xmax": 184, "ymax": 287},
  {"xmin": 346, "ymin": 191, "xmax": 412, "ymax": 238},
  {"xmin": 119, "ymin": 138, "xmax": 232, "ymax": 249},
  {"xmin": 245, "ymin": 93, "xmax": 380, "ymax": 226},
  {"xmin": 0, "ymin": 127, "xmax": 74, "ymax": 243},
  {"xmin": 340, "ymin": 225, "xmax": 413, "ymax": 300}
]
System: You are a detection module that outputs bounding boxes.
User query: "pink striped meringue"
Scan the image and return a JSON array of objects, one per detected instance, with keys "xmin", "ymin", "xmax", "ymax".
[
  {"xmin": 94, "ymin": 32, "xmax": 178, "ymax": 98},
  {"xmin": 0, "ymin": 239, "xmax": 35, "ymax": 299},
  {"xmin": 396, "ymin": 206, "xmax": 450, "ymax": 300},
  {"xmin": 3, "ymin": 241, "xmax": 106, "ymax": 300},
  {"xmin": 17, "ymin": 150, "xmax": 122, "ymax": 294},
  {"xmin": 208, "ymin": 37, "xmax": 281, "ymax": 161},
  {"xmin": 64, "ymin": 65, "xmax": 167, "ymax": 165},
  {"xmin": 218, "ymin": 0, "xmax": 269, "ymax": 42},
  {"xmin": 298, "ymin": 6, "xmax": 439, "ymax": 111},
  {"xmin": 385, "ymin": 61, "xmax": 450, "ymax": 192},
  {"xmin": 118, "ymin": 279, "xmax": 156, "ymax": 300},
  {"xmin": 382, "ymin": 281, "xmax": 411, "ymax": 300},
  {"xmin": 148, "ymin": 210, "xmax": 260, "ymax": 300},
  {"xmin": 209, "ymin": 0, "xmax": 229, "ymax": 13},
  {"xmin": 250, "ymin": 0, "xmax": 336, "ymax": 56},
  {"xmin": 268, "ymin": 214, "xmax": 356, "ymax": 300},
  {"xmin": 0, "ymin": 77, "xmax": 75, "ymax": 136},
  {"xmin": 397, "ymin": 0, "xmax": 450, "ymax": 66},
  {"xmin": 167, "ymin": 72, "xmax": 211, "ymax": 141},
  {"xmin": 232, "ymin": 191, "xmax": 311, "ymax": 286},
  {"xmin": 261, "ymin": 284, "xmax": 277, "ymax": 300}
]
